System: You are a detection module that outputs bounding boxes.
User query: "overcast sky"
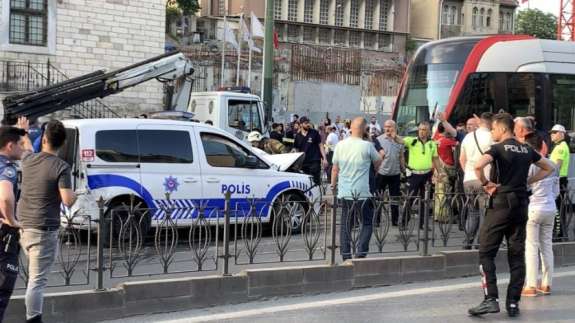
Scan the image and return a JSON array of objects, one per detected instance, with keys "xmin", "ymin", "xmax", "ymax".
[{"xmin": 519, "ymin": 0, "xmax": 558, "ymax": 16}]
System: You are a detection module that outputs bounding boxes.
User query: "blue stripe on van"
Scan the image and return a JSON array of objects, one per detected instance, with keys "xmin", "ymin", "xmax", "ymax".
[{"xmin": 87, "ymin": 175, "xmax": 311, "ymax": 220}]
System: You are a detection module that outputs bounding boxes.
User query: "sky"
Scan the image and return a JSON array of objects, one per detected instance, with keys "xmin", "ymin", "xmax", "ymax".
[{"xmin": 518, "ymin": 0, "xmax": 558, "ymax": 16}]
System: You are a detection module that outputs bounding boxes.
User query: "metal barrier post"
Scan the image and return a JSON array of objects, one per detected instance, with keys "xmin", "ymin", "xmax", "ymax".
[
  {"xmin": 221, "ymin": 191, "xmax": 232, "ymax": 276},
  {"xmin": 420, "ymin": 183, "xmax": 431, "ymax": 257},
  {"xmin": 329, "ymin": 193, "xmax": 337, "ymax": 266},
  {"xmin": 96, "ymin": 197, "xmax": 106, "ymax": 291}
]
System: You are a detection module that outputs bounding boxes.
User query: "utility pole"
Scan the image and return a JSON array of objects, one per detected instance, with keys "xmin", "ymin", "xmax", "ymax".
[{"xmin": 262, "ymin": 0, "xmax": 275, "ymax": 123}]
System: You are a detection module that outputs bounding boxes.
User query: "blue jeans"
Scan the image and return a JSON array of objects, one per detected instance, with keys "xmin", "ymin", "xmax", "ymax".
[
  {"xmin": 340, "ymin": 199, "xmax": 374, "ymax": 260},
  {"xmin": 21, "ymin": 229, "xmax": 59, "ymax": 320}
]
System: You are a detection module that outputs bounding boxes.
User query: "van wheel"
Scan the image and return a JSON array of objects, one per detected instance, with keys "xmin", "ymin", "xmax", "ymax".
[
  {"xmin": 100, "ymin": 199, "xmax": 151, "ymax": 247},
  {"xmin": 272, "ymin": 193, "xmax": 308, "ymax": 235}
]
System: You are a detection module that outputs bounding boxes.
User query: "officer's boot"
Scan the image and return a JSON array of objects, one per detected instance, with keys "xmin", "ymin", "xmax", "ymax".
[
  {"xmin": 26, "ymin": 315, "xmax": 42, "ymax": 323},
  {"xmin": 506, "ymin": 302, "xmax": 520, "ymax": 317},
  {"xmin": 468, "ymin": 297, "xmax": 500, "ymax": 316}
]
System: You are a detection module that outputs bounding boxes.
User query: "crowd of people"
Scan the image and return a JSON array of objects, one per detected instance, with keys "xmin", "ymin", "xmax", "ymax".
[
  {"xmin": 324, "ymin": 111, "xmax": 569, "ymax": 318},
  {"xmin": 0, "ymin": 118, "xmax": 75, "ymax": 323}
]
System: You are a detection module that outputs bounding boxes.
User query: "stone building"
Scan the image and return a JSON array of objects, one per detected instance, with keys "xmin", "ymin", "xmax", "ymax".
[
  {"xmin": 411, "ymin": 0, "xmax": 518, "ymax": 44},
  {"xmin": 0, "ymin": 0, "xmax": 166, "ymax": 118}
]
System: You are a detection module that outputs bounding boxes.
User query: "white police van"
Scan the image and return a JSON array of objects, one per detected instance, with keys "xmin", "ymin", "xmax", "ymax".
[{"xmin": 60, "ymin": 117, "xmax": 320, "ymax": 233}]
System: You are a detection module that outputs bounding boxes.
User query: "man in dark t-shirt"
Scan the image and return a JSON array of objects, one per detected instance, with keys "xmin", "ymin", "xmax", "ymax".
[
  {"xmin": 294, "ymin": 117, "xmax": 327, "ymax": 186},
  {"xmin": 468, "ymin": 113, "xmax": 554, "ymax": 318},
  {"xmin": 18, "ymin": 120, "xmax": 76, "ymax": 323}
]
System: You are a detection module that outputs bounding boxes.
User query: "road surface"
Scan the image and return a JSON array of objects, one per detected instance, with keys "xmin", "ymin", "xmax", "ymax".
[{"xmin": 104, "ymin": 266, "xmax": 575, "ymax": 323}]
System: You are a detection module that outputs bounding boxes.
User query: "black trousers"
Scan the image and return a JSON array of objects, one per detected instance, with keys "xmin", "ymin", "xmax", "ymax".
[
  {"xmin": 302, "ymin": 161, "xmax": 321, "ymax": 186},
  {"xmin": 554, "ymin": 177, "xmax": 568, "ymax": 239},
  {"xmin": 407, "ymin": 172, "xmax": 432, "ymax": 228},
  {"xmin": 0, "ymin": 229, "xmax": 20, "ymax": 321},
  {"xmin": 376, "ymin": 174, "xmax": 401, "ymax": 225},
  {"xmin": 478, "ymin": 194, "xmax": 528, "ymax": 303}
]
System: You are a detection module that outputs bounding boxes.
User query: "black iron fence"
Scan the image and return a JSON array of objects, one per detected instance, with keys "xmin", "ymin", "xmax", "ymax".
[
  {"xmin": 0, "ymin": 59, "xmax": 119, "ymax": 119},
  {"xmin": 12, "ymin": 186, "xmax": 575, "ymax": 291}
]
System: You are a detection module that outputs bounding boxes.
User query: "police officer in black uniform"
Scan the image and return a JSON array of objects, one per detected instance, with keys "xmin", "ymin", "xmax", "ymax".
[
  {"xmin": 468, "ymin": 113, "xmax": 554, "ymax": 317},
  {"xmin": 0, "ymin": 120, "xmax": 32, "ymax": 321}
]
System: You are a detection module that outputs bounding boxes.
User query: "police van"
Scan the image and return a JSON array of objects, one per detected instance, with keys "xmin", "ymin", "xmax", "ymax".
[{"xmin": 59, "ymin": 117, "xmax": 320, "ymax": 234}]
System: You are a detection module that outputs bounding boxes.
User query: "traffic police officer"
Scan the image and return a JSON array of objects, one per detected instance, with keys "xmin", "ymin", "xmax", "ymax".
[
  {"xmin": 469, "ymin": 113, "xmax": 554, "ymax": 317},
  {"xmin": 549, "ymin": 124, "xmax": 570, "ymax": 239},
  {"xmin": 0, "ymin": 123, "xmax": 31, "ymax": 321},
  {"xmin": 403, "ymin": 121, "xmax": 440, "ymax": 229}
]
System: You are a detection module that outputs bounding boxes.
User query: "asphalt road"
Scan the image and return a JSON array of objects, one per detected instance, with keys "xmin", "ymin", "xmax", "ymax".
[{"xmin": 103, "ymin": 266, "xmax": 575, "ymax": 323}]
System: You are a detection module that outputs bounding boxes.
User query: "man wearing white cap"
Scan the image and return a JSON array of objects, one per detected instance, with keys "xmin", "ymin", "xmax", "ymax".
[{"xmin": 550, "ymin": 124, "xmax": 570, "ymax": 240}]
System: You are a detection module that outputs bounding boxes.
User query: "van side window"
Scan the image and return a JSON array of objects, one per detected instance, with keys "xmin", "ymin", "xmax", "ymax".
[
  {"xmin": 201, "ymin": 133, "xmax": 268, "ymax": 169},
  {"xmin": 138, "ymin": 130, "xmax": 193, "ymax": 163},
  {"xmin": 96, "ymin": 130, "xmax": 139, "ymax": 162},
  {"xmin": 228, "ymin": 100, "xmax": 262, "ymax": 132}
]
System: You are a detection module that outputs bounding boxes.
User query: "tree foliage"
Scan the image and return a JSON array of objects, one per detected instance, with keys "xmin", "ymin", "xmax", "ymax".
[
  {"xmin": 516, "ymin": 9, "xmax": 557, "ymax": 40},
  {"xmin": 166, "ymin": 0, "xmax": 200, "ymax": 16}
]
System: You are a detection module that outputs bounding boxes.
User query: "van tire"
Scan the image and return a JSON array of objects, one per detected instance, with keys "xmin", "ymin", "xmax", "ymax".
[{"xmin": 100, "ymin": 198, "xmax": 151, "ymax": 247}]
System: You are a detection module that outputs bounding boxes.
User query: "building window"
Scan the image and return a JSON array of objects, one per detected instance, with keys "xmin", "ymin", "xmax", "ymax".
[
  {"xmin": 319, "ymin": 27, "xmax": 331, "ymax": 44},
  {"xmin": 506, "ymin": 12, "xmax": 512, "ymax": 31},
  {"xmin": 219, "ymin": 0, "xmax": 226, "ymax": 16},
  {"xmin": 487, "ymin": 9, "xmax": 492, "ymax": 27},
  {"xmin": 364, "ymin": 32, "xmax": 376, "ymax": 49},
  {"xmin": 442, "ymin": 5, "xmax": 449, "ymax": 25},
  {"xmin": 450, "ymin": 6, "xmax": 457, "ymax": 25},
  {"xmin": 304, "ymin": 0, "xmax": 314, "ymax": 23},
  {"xmin": 365, "ymin": 0, "xmax": 374, "ymax": 29},
  {"xmin": 274, "ymin": 0, "xmax": 282, "ymax": 19},
  {"xmin": 9, "ymin": 0, "xmax": 48, "ymax": 46},
  {"xmin": 349, "ymin": 31, "xmax": 361, "ymax": 47},
  {"xmin": 303, "ymin": 26, "xmax": 316, "ymax": 43},
  {"xmin": 288, "ymin": 0, "xmax": 298, "ymax": 21},
  {"xmin": 350, "ymin": 0, "xmax": 359, "ymax": 28},
  {"xmin": 335, "ymin": 0, "xmax": 344, "ymax": 27},
  {"xmin": 480, "ymin": 8, "xmax": 485, "ymax": 27},
  {"xmin": 499, "ymin": 11, "xmax": 504, "ymax": 30},
  {"xmin": 472, "ymin": 7, "xmax": 478, "ymax": 29},
  {"xmin": 320, "ymin": 0, "xmax": 329, "ymax": 25},
  {"xmin": 334, "ymin": 30, "xmax": 346, "ymax": 46},
  {"xmin": 379, "ymin": 0, "xmax": 390, "ymax": 31},
  {"xmin": 288, "ymin": 24, "xmax": 300, "ymax": 42}
]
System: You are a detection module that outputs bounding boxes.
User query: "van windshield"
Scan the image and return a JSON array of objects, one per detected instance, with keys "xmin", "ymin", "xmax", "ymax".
[
  {"xmin": 58, "ymin": 128, "xmax": 78, "ymax": 166},
  {"xmin": 228, "ymin": 100, "xmax": 262, "ymax": 132}
]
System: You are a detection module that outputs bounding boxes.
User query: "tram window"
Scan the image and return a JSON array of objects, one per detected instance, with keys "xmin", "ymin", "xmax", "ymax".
[
  {"xmin": 507, "ymin": 74, "xmax": 535, "ymax": 117},
  {"xmin": 450, "ymin": 73, "xmax": 496, "ymax": 125},
  {"xmin": 551, "ymin": 75, "xmax": 575, "ymax": 131}
]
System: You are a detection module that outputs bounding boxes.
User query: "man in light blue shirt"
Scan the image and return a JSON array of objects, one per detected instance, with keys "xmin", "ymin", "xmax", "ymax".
[{"xmin": 331, "ymin": 117, "xmax": 382, "ymax": 260}]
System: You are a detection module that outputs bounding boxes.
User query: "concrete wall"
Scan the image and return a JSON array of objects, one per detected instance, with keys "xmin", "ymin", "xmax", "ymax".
[
  {"xmin": 6, "ymin": 242, "xmax": 575, "ymax": 323},
  {"xmin": 288, "ymin": 81, "xmax": 362, "ymax": 124},
  {"xmin": 0, "ymin": 0, "xmax": 165, "ymax": 116}
]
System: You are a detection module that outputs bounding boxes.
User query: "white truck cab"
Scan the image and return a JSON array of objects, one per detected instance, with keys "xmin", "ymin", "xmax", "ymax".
[
  {"xmin": 60, "ymin": 118, "xmax": 319, "ymax": 233},
  {"xmin": 188, "ymin": 91, "xmax": 265, "ymax": 141}
]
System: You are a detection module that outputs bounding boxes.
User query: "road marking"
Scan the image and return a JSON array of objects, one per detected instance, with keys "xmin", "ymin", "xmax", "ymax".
[{"xmin": 169, "ymin": 270, "xmax": 575, "ymax": 323}]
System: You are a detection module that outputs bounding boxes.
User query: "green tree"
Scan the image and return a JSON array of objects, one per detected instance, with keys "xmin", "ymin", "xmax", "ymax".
[
  {"xmin": 166, "ymin": 0, "xmax": 200, "ymax": 16},
  {"xmin": 516, "ymin": 9, "xmax": 557, "ymax": 40}
]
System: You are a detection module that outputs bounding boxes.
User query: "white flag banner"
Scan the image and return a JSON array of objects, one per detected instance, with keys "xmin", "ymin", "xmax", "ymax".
[
  {"xmin": 221, "ymin": 21, "xmax": 238, "ymax": 49},
  {"xmin": 249, "ymin": 39, "xmax": 261, "ymax": 53},
  {"xmin": 251, "ymin": 12, "xmax": 265, "ymax": 39},
  {"xmin": 240, "ymin": 17, "xmax": 251, "ymax": 42}
]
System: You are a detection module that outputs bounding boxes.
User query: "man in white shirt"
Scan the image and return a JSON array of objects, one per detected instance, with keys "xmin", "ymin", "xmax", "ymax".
[
  {"xmin": 325, "ymin": 126, "xmax": 339, "ymax": 183},
  {"xmin": 459, "ymin": 112, "xmax": 493, "ymax": 249}
]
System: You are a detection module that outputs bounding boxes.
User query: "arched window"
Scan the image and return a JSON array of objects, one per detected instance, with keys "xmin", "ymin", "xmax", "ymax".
[
  {"xmin": 450, "ymin": 6, "xmax": 457, "ymax": 25},
  {"xmin": 472, "ymin": 7, "xmax": 478, "ymax": 29},
  {"xmin": 487, "ymin": 9, "xmax": 492, "ymax": 27},
  {"xmin": 443, "ymin": 5, "xmax": 449, "ymax": 25},
  {"xmin": 480, "ymin": 8, "xmax": 485, "ymax": 27}
]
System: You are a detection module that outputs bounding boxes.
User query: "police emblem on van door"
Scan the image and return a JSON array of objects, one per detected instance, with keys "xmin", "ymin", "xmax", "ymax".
[{"xmin": 163, "ymin": 176, "xmax": 180, "ymax": 193}]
